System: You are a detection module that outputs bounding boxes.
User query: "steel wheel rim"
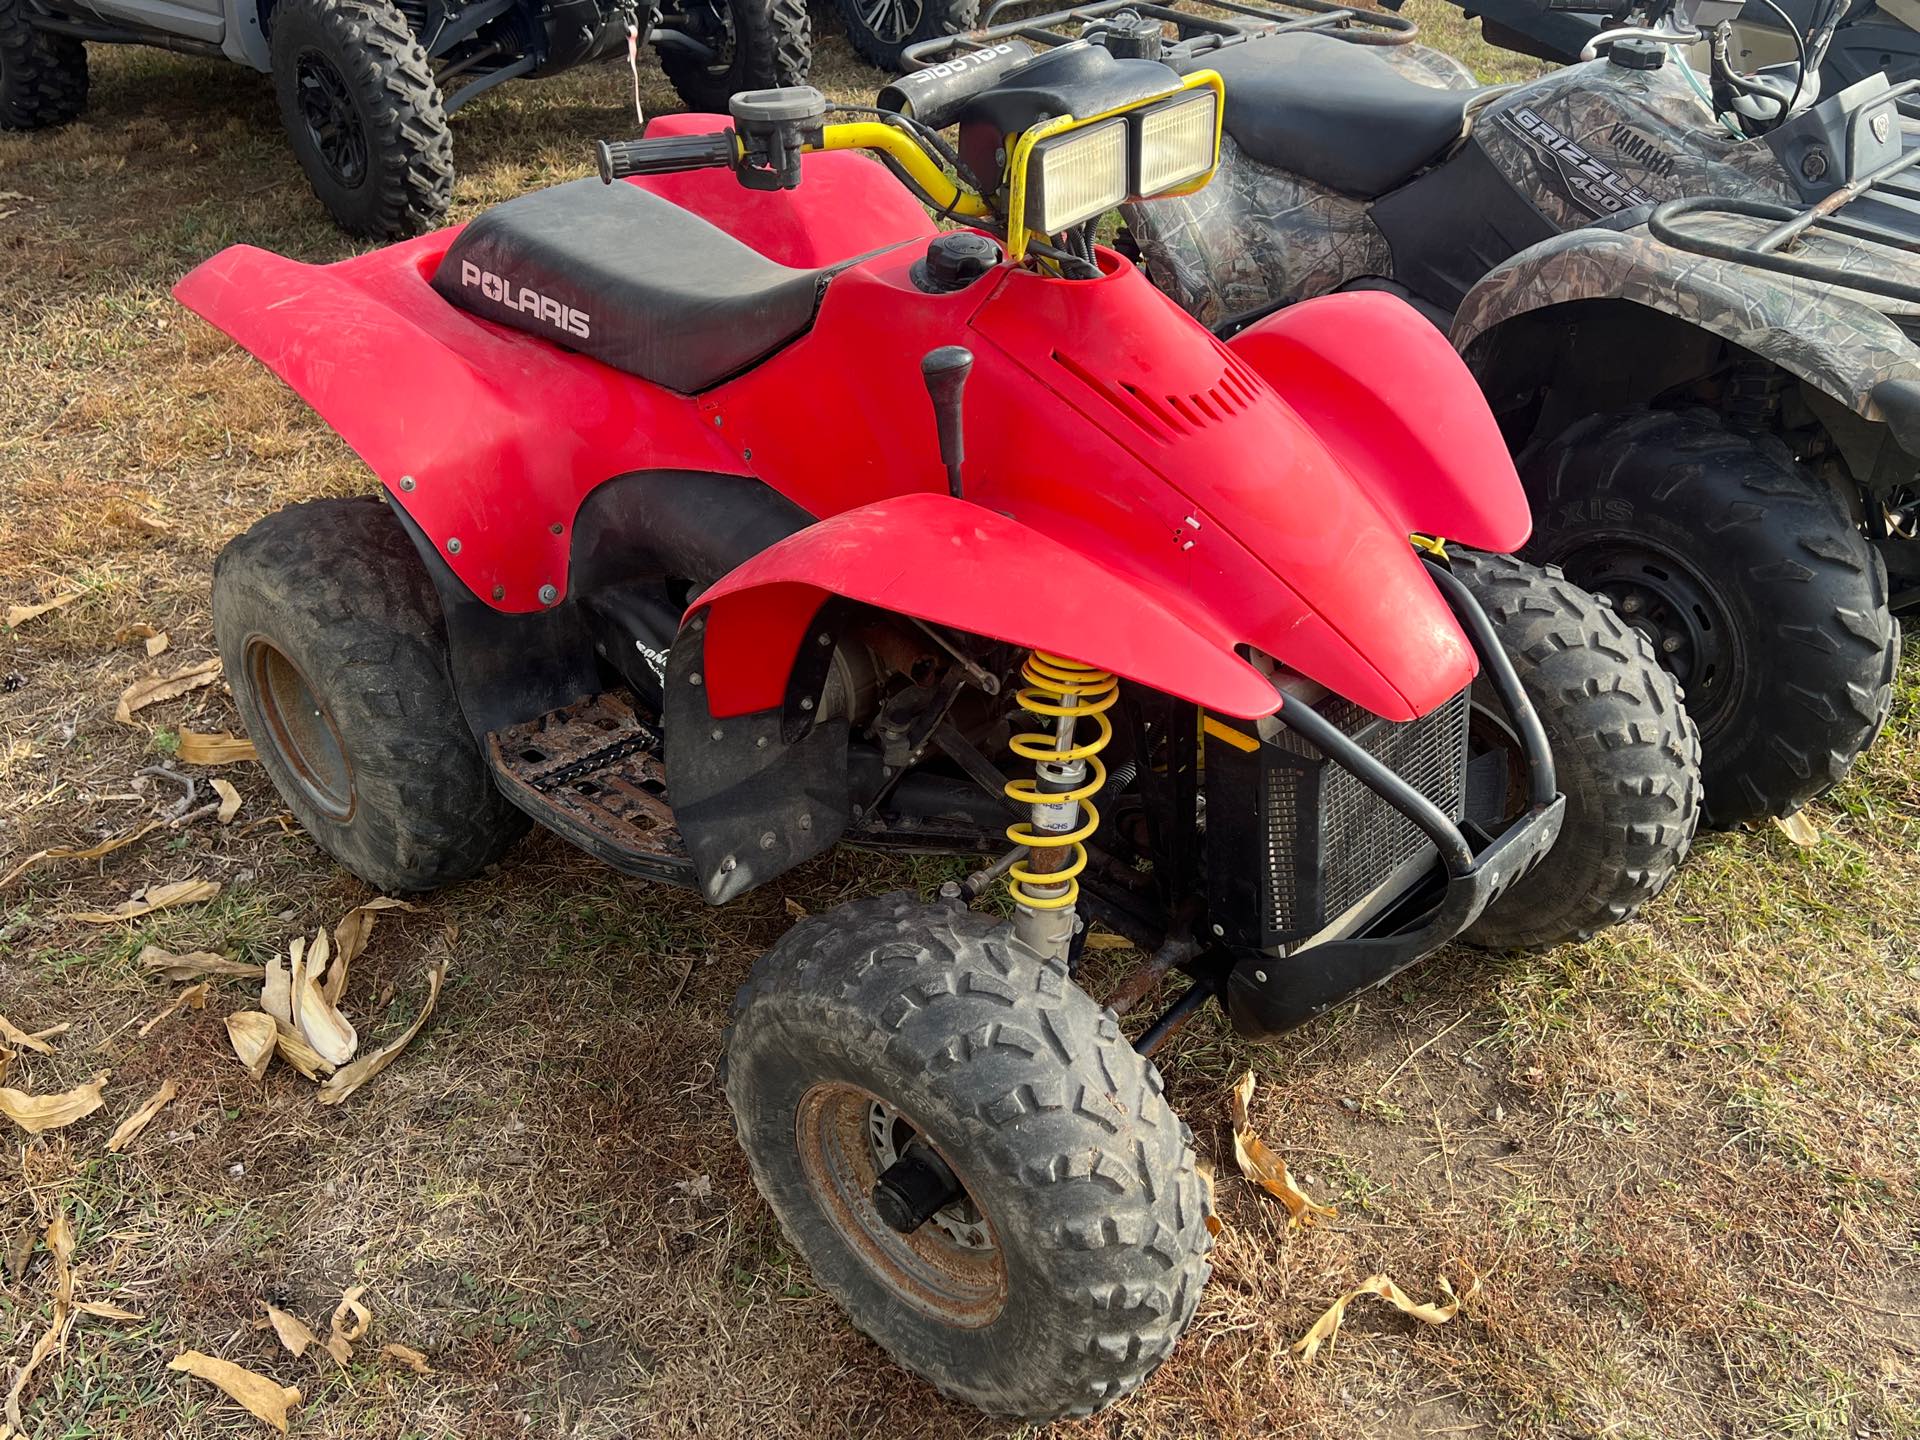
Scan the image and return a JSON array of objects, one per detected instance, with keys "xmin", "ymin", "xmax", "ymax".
[
  {"xmin": 795, "ymin": 1082, "xmax": 1006, "ymax": 1328},
  {"xmin": 685, "ymin": 0, "xmax": 739, "ymax": 77},
  {"xmin": 245, "ymin": 635, "xmax": 355, "ymax": 820},
  {"xmin": 854, "ymin": 0, "xmax": 925, "ymax": 44},
  {"xmin": 1554, "ymin": 534, "xmax": 1740, "ymax": 734},
  {"xmin": 294, "ymin": 49, "xmax": 368, "ymax": 187}
]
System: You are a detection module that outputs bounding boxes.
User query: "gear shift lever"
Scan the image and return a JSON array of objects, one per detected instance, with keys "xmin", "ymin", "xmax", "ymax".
[{"xmin": 921, "ymin": 346, "xmax": 972, "ymax": 499}]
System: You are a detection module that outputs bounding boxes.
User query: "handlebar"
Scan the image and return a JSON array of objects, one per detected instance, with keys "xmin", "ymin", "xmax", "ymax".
[
  {"xmin": 1577, "ymin": 19, "xmax": 1699, "ymax": 57},
  {"xmin": 596, "ymin": 131, "xmax": 740, "ymax": 183}
]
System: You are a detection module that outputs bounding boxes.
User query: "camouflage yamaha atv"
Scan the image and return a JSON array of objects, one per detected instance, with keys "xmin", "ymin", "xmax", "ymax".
[{"xmin": 909, "ymin": 0, "xmax": 1909, "ymax": 825}]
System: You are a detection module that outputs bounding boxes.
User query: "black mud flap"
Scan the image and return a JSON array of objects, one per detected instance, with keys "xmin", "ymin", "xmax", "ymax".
[{"xmin": 664, "ymin": 607, "xmax": 850, "ymax": 904}]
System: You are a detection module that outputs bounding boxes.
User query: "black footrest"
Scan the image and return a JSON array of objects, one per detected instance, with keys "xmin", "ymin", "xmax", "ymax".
[{"xmin": 486, "ymin": 694, "xmax": 695, "ymax": 887}]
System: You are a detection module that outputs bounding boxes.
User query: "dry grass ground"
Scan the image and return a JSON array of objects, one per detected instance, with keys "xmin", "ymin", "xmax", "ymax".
[{"xmin": 1, "ymin": 6, "xmax": 1915, "ymax": 1437}]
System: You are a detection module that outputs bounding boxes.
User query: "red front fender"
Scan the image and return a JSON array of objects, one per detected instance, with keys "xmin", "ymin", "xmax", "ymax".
[{"xmin": 694, "ymin": 493, "xmax": 1283, "ymax": 721}]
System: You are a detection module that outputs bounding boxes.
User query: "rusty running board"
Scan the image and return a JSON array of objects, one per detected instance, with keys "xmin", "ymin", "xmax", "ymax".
[{"xmin": 485, "ymin": 694, "xmax": 696, "ymax": 887}]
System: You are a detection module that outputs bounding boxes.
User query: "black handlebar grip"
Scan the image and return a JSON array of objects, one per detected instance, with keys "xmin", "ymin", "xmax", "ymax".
[{"xmin": 595, "ymin": 130, "xmax": 739, "ymax": 184}]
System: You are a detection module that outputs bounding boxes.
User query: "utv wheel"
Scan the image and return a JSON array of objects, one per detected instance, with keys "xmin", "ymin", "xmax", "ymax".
[
  {"xmin": 659, "ymin": 0, "xmax": 809, "ymax": 114},
  {"xmin": 269, "ymin": 0, "xmax": 453, "ymax": 238},
  {"xmin": 1520, "ymin": 408, "xmax": 1899, "ymax": 826},
  {"xmin": 833, "ymin": 0, "xmax": 976, "ymax": 72},
  {"xmin": 1452, "ymin": 550, "xmax": 1702, "ymax": 949},
  {"xmin": 212, "ymin": 497, "xmax": 528, "ymax": 891},
  {"xmin": 724, "ymin": 893, "xmax": 1212, "ymax": 1420},
  {"xmin": 0, "ymin": 0, "xmax": 87, "ymax": 129}
]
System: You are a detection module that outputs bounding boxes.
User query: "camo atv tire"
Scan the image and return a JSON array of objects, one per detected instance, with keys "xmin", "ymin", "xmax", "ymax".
[
  {"xmin": 723, "ymin": 893, "xmax": 1213, "ymax": 1420},
  {"xmin": 1519, "ymin": 408, "xmax": 1899, "ymax": 827},
  {"xmin": 0, "ymin": 0, "xmax": 87, "ymax": 129},
  {"xmin": 659, "ymin": 0, "xmax": 809, "ymax": 115},
  {"xmin": 213, "ymin": 497, "xmax": 528, "ymax": 892},
  {"xmin": 1451, "ymin": 551, "xmax": 1701, "ymax": 949},
  {"xmin": 269, "ymin": 0, "xmax": 454, "ymax": 238}
]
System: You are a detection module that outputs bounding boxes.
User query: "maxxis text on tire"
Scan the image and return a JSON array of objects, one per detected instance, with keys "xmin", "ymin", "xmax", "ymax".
[
  {"xmin": 212, "ymin": 497, "xmax": 528, "ymax": 892},
  {"xmin": 0, "ymin": 0, "xmax": 87, "ymax": 129},
  {"xmin": 832, "ymin": 0, "xmax": 977, "ymax": 73},
  {"xmin": 268, "ymin": 0, "xmax": 454, "ymax": 238},
  {"xmin": 1519, "ymin": 407, "xmax": 1899, "ymax": 826},
  {"xmin": 658, "ymin": 0, "xmax": 810, "ymax": 114},
  {"xmin": 723, "ymin": 892, "xmax": 1213, "ymax": 1420},
  {"xmin": 1452, "ymin": 550, "xmax": 1702, "ymax": 950}
]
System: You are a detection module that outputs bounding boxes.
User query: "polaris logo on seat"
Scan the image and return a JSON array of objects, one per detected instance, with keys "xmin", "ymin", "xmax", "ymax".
[{"xmin": 459, "ymin": 260, "xmax": 591, "ymax": 340}]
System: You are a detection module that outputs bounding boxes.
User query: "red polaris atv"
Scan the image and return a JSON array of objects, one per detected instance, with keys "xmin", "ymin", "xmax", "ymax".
[{"xmin": 177, "ymin": 54, "xmax": 1700, "ymax": 1418}]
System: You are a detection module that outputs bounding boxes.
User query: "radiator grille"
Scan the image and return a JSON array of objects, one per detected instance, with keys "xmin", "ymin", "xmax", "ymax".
[{"xmin": 1262, "ymin": 688, "xmax": 1471, "ymax": 937}]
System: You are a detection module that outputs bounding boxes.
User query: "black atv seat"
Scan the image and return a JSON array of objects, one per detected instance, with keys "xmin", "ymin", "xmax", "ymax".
[
  {"xmin": 1179, "ymin": 34, "xmax": 1474, "ymax": 199},
  {"xmin": 433, "ymin": 178, "xmax": 828, "ymax": 393}
]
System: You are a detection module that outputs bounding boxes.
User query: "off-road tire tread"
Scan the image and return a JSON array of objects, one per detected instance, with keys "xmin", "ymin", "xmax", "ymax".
[
  {"xmin": 660, "ymin": 0, "xmax": 810, "ymax": 113},
  {"xmin": 723, "ymin": 893, "xmax": 1212, "ymax": 1420},
  {"xmin": 212, "ymin": 497, "xmax": 527, "ymax": 891},
  {"xmin": 0, "ymin": 0, "xmax": 87, "ymax": 129},
  {"xmin": 1520, "ymin": 407, "xmax": 1897, "ymax": 825},
  {"xmin": 832, "ymin": 0, "xmax": 977, "ymax": 72},
  {"xmin": 1453, "ymin": 550, "xmax": 1702, "ymax": 949},
  {"xmin": 269, "ymin": 0, "xmax": 453, "ymax": 238}
]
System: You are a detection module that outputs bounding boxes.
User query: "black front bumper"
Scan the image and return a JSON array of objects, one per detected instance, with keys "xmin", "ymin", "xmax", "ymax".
[{"xmin": 1222, "ymin": 556, "xmax": 1567, "ymax": 1042}]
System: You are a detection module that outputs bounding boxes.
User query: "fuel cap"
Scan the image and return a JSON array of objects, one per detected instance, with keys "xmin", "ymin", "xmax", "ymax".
[
  {"xmin": 917, "ymin": 232, "xmax": 1001, "ymax": 293},
  {"xmin": 1608, "ymin": 37, "xmax": 1665, "ymax": 69}
]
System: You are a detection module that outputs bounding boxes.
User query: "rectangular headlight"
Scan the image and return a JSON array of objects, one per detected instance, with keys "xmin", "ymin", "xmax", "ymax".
[
  {"xmin": 1133, "ymin": 91, "xmax": 1218, "ymax": 197},
  {"xmin": 1026, "ymin": 118, "xmax": 1129, "ymax": 236}
]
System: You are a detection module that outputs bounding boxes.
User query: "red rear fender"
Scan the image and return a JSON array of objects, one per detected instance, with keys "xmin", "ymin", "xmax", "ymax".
[
  {"xmin": 173, "ymin": 240, "xmax": 740, "ymax": 613},
  {"xmin": 694, "ymin": 493, "xmax": 1283, "ymax": 721}
]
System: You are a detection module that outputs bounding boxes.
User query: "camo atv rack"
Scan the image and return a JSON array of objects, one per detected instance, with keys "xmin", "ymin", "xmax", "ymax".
[
  {"xmin": 1648, "ymin": 78, "xmax": 1920, "ymax": 305},
  {"xmin": 901, "ymin": 0, "xmax": 1415, "ymax": 70}
]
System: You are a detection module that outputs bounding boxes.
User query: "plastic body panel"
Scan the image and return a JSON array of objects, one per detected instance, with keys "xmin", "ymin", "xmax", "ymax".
[{"xmin": 177, "ymin": 152, "xmax": 1534, "ymax": 724}]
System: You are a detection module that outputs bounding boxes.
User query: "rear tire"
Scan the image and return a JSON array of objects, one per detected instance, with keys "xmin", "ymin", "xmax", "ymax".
[
  {"xmin": 0, "ymin": 0, "xmax": 87, "ymax": 129},
  {"xmin": 1452, "ymin": 551, "xmax": 1701, "ymax": 950},
  {"xmin": 212, "ymin": 497, "xmax": 528, "ymax": 892},
  {"xmin": 269, "ymin": 0, "xmax": 454, "ymax": 238},
  {"xmin": 658, "ymin": 0, "xmax": 809, "ymax": 113},
  {"xmin": 724, "ymin": 893, "xmax": 1212, "ymax": 1420},
  {"xmin": 1519, "ymin": 408, "xmax": 1898, "ymax": 826},
  {"xmin": 833, "ymin": 0, "xmax": 976, "ymax": 72}
]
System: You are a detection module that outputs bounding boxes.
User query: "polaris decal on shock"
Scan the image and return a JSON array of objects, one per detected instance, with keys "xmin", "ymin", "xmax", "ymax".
[
  {"xmin": 1496, "ymin": 107, "xmax": 1654, "ymax": 217},
  {"xmin": 459, "ymin": 260, "xmax": 592, "ymax": 340}
]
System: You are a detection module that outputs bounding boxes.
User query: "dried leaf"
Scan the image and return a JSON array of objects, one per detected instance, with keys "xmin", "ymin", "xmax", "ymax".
[
  {"xmin": 165, "ymin": 1350, "xmax": 301, "ymax": 1433},
  {"xmin": 271, "ymin": 1020, "xmax": 333, "ymax": 1081},
  {"xmin": 1082, "ymin": 930, "xmax": 1134, "ymax": 951},
  {"xmin": 106, "ymin": 1079, "xmax": 179, "ymax": 1153},
  {"xmin": 1229, "ymin": 1071, "xmax": 1337, "ymax": 1227},
  {"xmin": 116, "ymin": 622, "xmax": 158, "ymax": 643},
  {"xmin": 177, "ymin": 728, "xmax": 258, "ymax": 765},
  {"xmin": 332, "ymin": 1286, "xmax": 371, "ymax": 1344},
  {"xmin": 259, "ymin": 1302, "xmax": 319, "ymax": 1359},
  {"xmin": 1, "ymin": 1211, "xmax": 75, "ymax": 1432},
  {"xmin": 318, "ymin": 960, "xmax": 447, "ymax": 1105},
  {"xmin": 226, "ymin": 1013, "xmax": 276, "ymax": 1082},
  {"xmin": 114, "ymin": 657, "xmax": 221, "ymax": 726},
  {"xmin": 783, "ymin": 898, "xmax": 807, "ymax": 919},
  {"xmin": 211, "ymin": 779, "xmax": 242, "ymax": 825},
  {"xmin": 0, "ymin": 820, "xmax": 165, "ymax": 889},
  {"xmin": 1196, "ymin": 1162, "xmax": 1223, "ymax": 1238},
  {"xmin": 145, "ymin": 632, "xmax": 170, "ymax": 658},
  {"xmin": 379, "ymin": 1342, "xmax": 433, "ymax": 1375},
  {"xmin": 4, "ymin": 1224, "xmax": 32, "ymax": 1283},
  {"xmin": 1292, "ymin": 1270, "xmax": 1479, "ymax": 1363},
  {"xmin": 137, "ymin": 982, "xmax": 209, "ymax": 1038},
  {"xmin": 141, "ymin": 946, "xmax": 260, "ymax": 981},
  {"xmin": 68, "ymin": 877, "xmax": 220, "ymax": 924},
  {"xmin": 326, "ymin": 898, "xmax": 413, "ymax": 1005},
  {"xmin": 6, "ymin": 591, "xmax": 83, "ymax": 628},
  {"xmin": 0, "ymin": 1072, "xmax": 109, "ymax": 1135},
  {"xmin": 262, "ymin": 951, "xmax": 292, "ymax": 1026},
  {"xmin": 1772, "ymin": 811, "xmax": 1821, "ymax": 847},
  {"xmin": 290, "ymin": 931, "xmax": 356, "ymax": 1067},
  {"xmin": 0, "ymin": 1012, "xmax": 68, "ymax": 1056},
  {"xmin": 73, "ymin": 1300, "xmax": 144, "ymax": 1322},
  {"xmin": 0, "ymin": 1045, "xmax": 11, "ymax": 1087}
]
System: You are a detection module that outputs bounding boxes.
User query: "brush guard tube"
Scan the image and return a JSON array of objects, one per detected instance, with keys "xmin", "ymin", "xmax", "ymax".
[{"xmin": 1223, "ymin": 556, "xmax": 1564, "ymax": 1041}]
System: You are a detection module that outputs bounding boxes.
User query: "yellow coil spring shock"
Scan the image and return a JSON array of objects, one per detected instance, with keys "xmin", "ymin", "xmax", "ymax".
[{"xmin": 1003, "ymin": 652, "xmax": 1118, "ymax": 910}]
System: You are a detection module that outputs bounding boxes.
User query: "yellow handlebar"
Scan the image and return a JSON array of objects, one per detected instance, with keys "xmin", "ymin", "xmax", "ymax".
[{"xmin": 812, "ymin": 122, "xmax": 992, "ymax": 219}]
